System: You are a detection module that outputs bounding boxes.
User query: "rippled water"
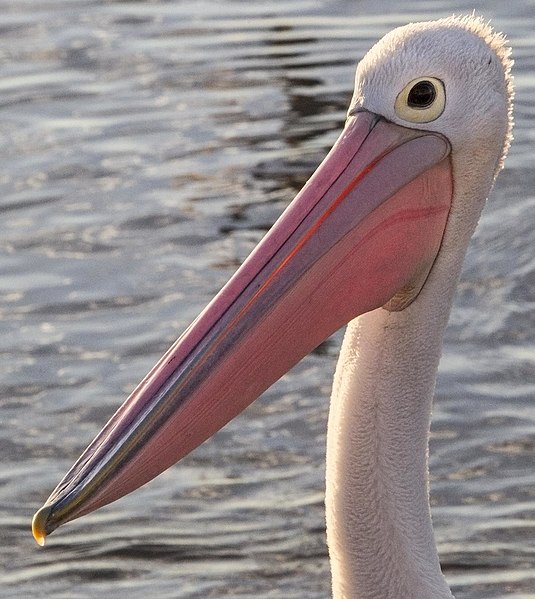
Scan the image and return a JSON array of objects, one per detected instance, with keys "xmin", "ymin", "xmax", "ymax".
[{"xmin": 1, "ymin": 1, "xmax": 534, "ymax": 598}]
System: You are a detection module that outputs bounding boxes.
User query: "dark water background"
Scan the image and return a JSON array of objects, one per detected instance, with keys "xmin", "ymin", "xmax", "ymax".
[{"xmin": 1, "ymin": 1, "xmax": 534, "ymax": 597}]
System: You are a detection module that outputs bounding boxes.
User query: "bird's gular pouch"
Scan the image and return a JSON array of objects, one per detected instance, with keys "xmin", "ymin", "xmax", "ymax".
[
  {"xmin": 310, "ymin": 114, "xmax": 454, "ymax": 321},
  {"xmin": 377, "ymin": 157, "xmax": 454, "ymax": 312}
]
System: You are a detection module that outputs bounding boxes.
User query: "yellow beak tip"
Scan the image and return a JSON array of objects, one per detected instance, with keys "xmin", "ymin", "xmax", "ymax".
[{"xmin": 32, "ymin": 505, "xmax": 52, "ymax": 547}]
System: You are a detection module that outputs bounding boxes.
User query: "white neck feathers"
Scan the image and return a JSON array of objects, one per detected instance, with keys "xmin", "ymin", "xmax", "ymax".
[{"xmin": 325, "ymin": 305, "xmax": 454, "ymax": 599}]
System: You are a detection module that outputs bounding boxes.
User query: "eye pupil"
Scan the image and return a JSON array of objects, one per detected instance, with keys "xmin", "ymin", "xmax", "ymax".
[{"xmin": 407, "ymin": 80, "xmax": 437, "ymax": 109}]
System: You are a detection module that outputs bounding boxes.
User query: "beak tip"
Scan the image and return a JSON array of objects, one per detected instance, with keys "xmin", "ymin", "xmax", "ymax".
[{"xmin": 32, "ymin": 504, "xmax": 53, "ymax": 546}]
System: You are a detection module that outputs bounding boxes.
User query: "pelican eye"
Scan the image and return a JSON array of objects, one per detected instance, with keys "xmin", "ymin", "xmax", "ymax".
[
  {"xmin": 395, "ymin": 77, "xmax": 445, "ymax": 123},
  {"xmin": 407, "ymin": 80, "xmax": 436, "ymax": 108}
]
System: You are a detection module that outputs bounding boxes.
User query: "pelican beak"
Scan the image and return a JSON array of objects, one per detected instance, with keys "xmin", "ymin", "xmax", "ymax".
[{"xmin": 33, "ymin": 110, "xmax": 452, "ymax": 545}]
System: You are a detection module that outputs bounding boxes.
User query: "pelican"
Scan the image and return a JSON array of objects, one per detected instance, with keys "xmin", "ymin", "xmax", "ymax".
[{"xmin": 32, "ymin": 15, "xmax": 513, "ymax": 599}]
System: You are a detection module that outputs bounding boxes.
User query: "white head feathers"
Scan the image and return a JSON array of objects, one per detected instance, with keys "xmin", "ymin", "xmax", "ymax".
[{"xmin": 351, "ymin": 15, "xmax": 514, "ymax": 176}]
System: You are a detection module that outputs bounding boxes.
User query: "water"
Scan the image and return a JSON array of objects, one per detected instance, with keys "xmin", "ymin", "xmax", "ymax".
[{"xmin": 1, "ymin": 1, "xmax": 534, "ymax": 597}]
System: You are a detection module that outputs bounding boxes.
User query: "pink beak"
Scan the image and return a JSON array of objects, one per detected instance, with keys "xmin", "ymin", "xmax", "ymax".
[{"xmin": 33, "ymin": 110, "xmax": 452, "ymax": 544}]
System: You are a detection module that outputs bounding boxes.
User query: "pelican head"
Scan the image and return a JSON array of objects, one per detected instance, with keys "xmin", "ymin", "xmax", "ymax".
[{"xmin": 357, "ymin": 17, "xmax": 512, "ymax": 167}]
